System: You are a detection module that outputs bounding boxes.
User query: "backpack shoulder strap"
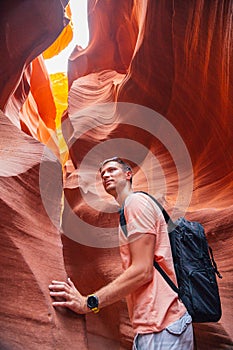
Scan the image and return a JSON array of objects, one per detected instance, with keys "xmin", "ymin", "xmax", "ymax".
[
  {"xmin": 153, "ymin": 261, "xmax": 179, "ymax": 294},
  {"xmin": 135, "ymin": 191, "xmax": 172, "ymax": 225}
]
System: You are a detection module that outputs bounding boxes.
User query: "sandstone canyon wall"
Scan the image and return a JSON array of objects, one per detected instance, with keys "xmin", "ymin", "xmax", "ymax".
[{"xmin": 0, "ymin": 1, "xmax": 233, "ymax": 349}]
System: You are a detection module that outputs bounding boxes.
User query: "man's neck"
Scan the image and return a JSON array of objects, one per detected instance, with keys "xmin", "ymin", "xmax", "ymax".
[{"xmin": 115, "ymin": 187, "xmax": 133, "ymax": 206}]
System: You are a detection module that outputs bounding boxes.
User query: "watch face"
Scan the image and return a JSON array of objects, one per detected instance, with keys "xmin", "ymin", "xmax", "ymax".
[{"xmin": 87, "ymin": 295, "xmax": 99, "ymax": 309}]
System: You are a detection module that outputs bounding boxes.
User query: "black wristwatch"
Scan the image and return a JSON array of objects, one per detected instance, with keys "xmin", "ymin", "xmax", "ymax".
[{"xmin": 87, "ymin": 294, "xmax": 99, "ymax": 313}]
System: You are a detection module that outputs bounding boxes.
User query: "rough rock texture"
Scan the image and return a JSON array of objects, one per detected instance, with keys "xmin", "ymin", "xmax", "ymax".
[
  {"xmin": 63, "ymin": 0, "xmax": 233, "ymax": 349},
  {"xmin": 0, "ymin": 0, "xmax": 233, "ymax": 350},
  {"xmin": 0, "ymin": 1, "xmax": 87, "ymax": 349},
  {"xmin": 0, "ymin": 111, "xmax": 88, "ymax": 350}
]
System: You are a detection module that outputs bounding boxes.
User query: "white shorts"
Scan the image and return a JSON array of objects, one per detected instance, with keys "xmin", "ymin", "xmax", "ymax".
[{"xmin": 133, "ymin": 312, "xmax": 193, "ymax": 350}]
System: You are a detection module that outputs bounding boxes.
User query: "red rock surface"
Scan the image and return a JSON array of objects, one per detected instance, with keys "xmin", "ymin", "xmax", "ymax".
[
  {"xmin": 0, "ymin": 0, "xmax": 233, "ymax": 349},
  {"xmin": 0, "ymin": 111, "xmax": 88, "ymax": 349}
]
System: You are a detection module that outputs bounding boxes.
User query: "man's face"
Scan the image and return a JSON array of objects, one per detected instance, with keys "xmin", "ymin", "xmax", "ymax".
[{"xmin": 100, "ymin": 161, "xmax": 131, "ymax": 196}]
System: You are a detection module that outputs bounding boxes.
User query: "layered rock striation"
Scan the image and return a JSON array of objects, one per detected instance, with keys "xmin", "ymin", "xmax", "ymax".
[{"xmin": 0, "ymin": 0, "xmax": 232, "ymax": 349}]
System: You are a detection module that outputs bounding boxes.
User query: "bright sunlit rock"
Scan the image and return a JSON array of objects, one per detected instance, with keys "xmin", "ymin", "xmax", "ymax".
[{"xmin": 44, "ymin": 0, "xmax": 89, "ymax": 74}]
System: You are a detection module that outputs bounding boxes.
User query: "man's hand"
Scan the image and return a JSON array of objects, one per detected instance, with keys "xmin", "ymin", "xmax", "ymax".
[{"xmin": 49, "ymin": 278, "xmax": 89, "ymax": 314}]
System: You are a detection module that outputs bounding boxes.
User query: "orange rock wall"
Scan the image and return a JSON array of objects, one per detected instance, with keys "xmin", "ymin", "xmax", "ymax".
[
  {"xmin": 0, "ymin": 0, "xmax": 233, "ymax": 349},
  {"xmin": 63, "ymin": 0, "xmax": 233, "ymax": 349},
  {"xmin": 0, "ymin": 1, "xmax": 88, "ymax": 349}
]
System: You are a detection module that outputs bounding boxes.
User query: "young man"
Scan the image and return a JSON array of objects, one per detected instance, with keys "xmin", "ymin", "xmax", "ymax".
[{"xmin": 49, "ymin": 157, "xmax": 194, "ymax": 349}]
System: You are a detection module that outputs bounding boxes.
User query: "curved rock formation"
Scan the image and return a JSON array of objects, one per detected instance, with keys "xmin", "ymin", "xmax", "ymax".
[
  {"xmin": 0, "ymin": 0, "xmax": 232, "ymax": 349},
  {"xmin": 63, "ymin": 0, "xmax": 233, "ymax": 349},
  {"xmin": 0, "ymin": 111, "xmax": 88, "ymax": 349}
]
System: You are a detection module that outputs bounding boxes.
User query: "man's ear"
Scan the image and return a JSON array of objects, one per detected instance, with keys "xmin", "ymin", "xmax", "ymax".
[{"xmin": 125, "ymin": 170, "xmax": 132, "ymax": 181}]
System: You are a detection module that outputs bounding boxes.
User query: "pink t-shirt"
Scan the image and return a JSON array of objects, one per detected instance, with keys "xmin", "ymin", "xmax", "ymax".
[{"xmin": 119, "ymin": 192, "xmax": 186, "ymax": 334}]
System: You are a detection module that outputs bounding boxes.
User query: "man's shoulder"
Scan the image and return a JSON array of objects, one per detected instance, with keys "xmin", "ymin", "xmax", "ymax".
[
  {"xmin": 125, "ymin": 192, "xmax": 161, "ymax": 214},
  {"xmin": 127, "ymin": 191, "xmax": 156, "ymax": 203},
  {"xmin": 125, "ymin": 191, "xmax": 148, "ymax": 204}
]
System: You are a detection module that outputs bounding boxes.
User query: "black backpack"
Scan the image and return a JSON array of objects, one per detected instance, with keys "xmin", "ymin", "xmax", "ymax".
[{"xmin": 119, "ymin": 191, "xmax": 222, "ymax": 323}]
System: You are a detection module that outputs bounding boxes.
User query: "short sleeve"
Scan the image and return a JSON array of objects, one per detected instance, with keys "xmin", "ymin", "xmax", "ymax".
[{"xmin": 123, "ymin": 193, "xmax": 161, "ymax": 238}]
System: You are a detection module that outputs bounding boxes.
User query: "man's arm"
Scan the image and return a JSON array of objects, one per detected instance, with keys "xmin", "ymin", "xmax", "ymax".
[{"xmin": 49, "ymin": 233, "xmax": 156, "ymax": 314}]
